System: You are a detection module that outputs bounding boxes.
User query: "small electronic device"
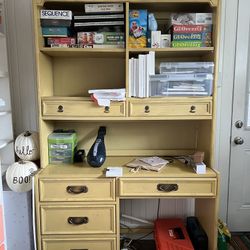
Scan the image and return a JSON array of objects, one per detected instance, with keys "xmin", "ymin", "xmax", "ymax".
[{"xmin": 87, "ymin": 126, "xmax": 106, "ymax": 167}]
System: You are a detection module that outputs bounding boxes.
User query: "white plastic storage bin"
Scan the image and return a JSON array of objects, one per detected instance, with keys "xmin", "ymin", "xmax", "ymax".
[
  {"xmin": 159, "ymin": 62, "xmax": 214, "ymax": 74},
  {"xmin": 149, "ymin": 73, "xmax": 213, "ymax": 97}
]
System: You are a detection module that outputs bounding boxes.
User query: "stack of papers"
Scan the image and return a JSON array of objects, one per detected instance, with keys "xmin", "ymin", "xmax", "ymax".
[
  {"xmin": 88, "ymin": 88, "xmax": 126, "ymax": 107},
  {"xmin": 126, "ymin": 156, "xmax": 169, "ymax": 172}
]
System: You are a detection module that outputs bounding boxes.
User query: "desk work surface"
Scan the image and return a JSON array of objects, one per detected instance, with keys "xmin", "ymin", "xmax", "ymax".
[{"xmin": 39, "ymin": 156, "xmax": 217, "ymax": 179}]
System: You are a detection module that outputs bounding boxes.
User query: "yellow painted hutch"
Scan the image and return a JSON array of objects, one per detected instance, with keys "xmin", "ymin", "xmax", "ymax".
[{"xmin": 32, "ymin": 0, "xmax": 220, "ymax": 249}]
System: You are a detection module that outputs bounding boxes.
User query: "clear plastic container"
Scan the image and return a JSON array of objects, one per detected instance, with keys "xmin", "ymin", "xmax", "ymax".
[
  {"xmin": 159, "ymin": 62, "xmax": 214, "ymax": 74},
  {"xmin": 149, "ymin": 73, "xmax": 213, "ymax": 97}
]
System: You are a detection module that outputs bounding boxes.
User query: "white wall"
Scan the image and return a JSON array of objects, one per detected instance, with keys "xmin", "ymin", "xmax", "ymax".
[{"xmin": 5, "ymin": 0, "xmax": 38, "ymax": 136}]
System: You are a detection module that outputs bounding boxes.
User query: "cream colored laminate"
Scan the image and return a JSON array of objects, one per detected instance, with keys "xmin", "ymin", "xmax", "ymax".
[
  {"xmin": 37, "ymin": 157, "xmax": 217, "ymax": 178},
  {"xmin": 119, "ymin": 178, "xmax": 217, "ymax": 197},
  {"xmin": 42, "ymin": 97, "xmax": 125, "ymax": 118},
  {"xmin": 41, "ymin": 204, "xmax": 116, "ymax": 235},
  {"xmin": 42, "ymin": 237, "xmax": 116, "ymax": 250},
  {"xmin": 129, "ymin": 98, "xmax": 212, "ymax": 118},
  {"xmin": 39, "ymin": 178, "xmax": 115, "ymax": 202}
]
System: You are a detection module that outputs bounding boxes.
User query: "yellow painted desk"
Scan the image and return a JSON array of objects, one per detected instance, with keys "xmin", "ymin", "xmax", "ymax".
[{"xmin": 34, "ymin": 157, "xmax": 219, "ymax": 250}]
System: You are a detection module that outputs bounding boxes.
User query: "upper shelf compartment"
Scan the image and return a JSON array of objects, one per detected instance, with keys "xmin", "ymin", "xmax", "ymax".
[{"xmin": 36, "ymin": 0, "xmax": 217, "ymax": 7}]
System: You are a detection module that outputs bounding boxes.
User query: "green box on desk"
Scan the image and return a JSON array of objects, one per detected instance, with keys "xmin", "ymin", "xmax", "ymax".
[{"xmin": 48, "ymin": 132, "xmax": 77, "ymax": 164}]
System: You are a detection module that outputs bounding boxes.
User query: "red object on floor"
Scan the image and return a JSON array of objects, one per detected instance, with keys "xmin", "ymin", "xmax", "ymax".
[{"xmin": 155, "ymin": 218, "xmax": 194, "ymax": 250}]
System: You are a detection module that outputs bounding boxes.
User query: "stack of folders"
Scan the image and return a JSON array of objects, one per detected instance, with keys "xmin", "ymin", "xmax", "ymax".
[{"xmin": 128, "ymin": 51, "xmax": 155, "ymax": 98}]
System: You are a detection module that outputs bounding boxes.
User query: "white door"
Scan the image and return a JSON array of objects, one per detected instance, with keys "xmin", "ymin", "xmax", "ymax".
[{"xmin": 227, "ymin": 0, "xmax": 250, "ymax": 231}]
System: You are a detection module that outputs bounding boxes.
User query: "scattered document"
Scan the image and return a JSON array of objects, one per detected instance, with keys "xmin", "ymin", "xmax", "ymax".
[
  {"xmin": 106, "ymin": 167, "xmax": 123, "ymax": 177},
  {"xmin": 89, "ymin": 88, "xmax": 126, "ymax": 107},
  {"xmin": 126, "ymin": 157, "xmax": 169, "ymax": 172}
]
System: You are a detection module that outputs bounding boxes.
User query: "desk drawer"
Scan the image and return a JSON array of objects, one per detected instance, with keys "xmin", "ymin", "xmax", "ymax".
[
  {"xmin": 39, "ymin": 179, "xmax": 115, "ymax": 202},
  {"xmin": 42, "ymin": 99, "xmax": 125, "ymax": 117},
  {"xmin": 129, "ymin": 100, "xmax": 212, "ymax": 118},
  {"xmin": 41, "ymin": 204, "xmax": 116, "ymax": 235},
  {"xmin": 42, "ymin": 237, "xmax": 116, "ymax": 250},
  {"xmin": 119, "ymin": 178, "xmax": 216, "ymax": 197}
]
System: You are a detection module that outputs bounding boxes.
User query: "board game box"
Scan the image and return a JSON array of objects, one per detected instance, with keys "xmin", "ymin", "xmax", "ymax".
[
  {"xmin": 172, "ymin": 24, "xmax": 212, "ymax": 33},
  {"xmin": 129, "ymin": 9, "xmax": 147, "ymax": 48},
  {"xmin": 171, "ymin": 13, "xmax": 213, "ymax": 25},
  {"xmin": 77, "ymin": 32, "xmax": 124, "ymax": 46},
  {"xmin": 172, "ymin": 40, "xmax": 211, "ymax": 47}
]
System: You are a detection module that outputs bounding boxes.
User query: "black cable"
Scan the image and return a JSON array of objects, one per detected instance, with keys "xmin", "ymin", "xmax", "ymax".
[{"xmin": 157, "ymin": 198, "xmax": 161, "ymax": 219}]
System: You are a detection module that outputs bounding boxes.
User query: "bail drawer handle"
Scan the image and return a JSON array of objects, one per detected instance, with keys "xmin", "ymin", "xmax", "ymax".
[
  {"xmin": 66, "ymin": 186, "xmax": 88, "ymax": 194},
  {"xmin": 157, "ymin": 184, "xmax": 178, "ymax": 192},
  {"xmin": 68, "ymin": 217, "xmax": 89, "ymax": 225},
  {"xmin": 57, "ymin": 105, "xmax": 64, "ymax": 112}
]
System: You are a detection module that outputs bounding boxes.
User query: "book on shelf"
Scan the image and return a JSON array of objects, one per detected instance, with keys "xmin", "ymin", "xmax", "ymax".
[
  {"xmin": 84, "ymin": 3, "xmax": 124, "ymax": 14},
  {"xmin": 128, "ymin": 51, "xmax": 155, "ymax": 98}
]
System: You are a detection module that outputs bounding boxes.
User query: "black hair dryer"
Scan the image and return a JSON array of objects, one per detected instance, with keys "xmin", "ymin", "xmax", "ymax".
[{"xmin": 87, "ymin": 126, "xmax": 106, "ymax": 168}]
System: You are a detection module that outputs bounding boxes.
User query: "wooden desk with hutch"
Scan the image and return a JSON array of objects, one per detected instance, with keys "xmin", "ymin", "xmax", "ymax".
[{"xmin": 32, "ymin": 0, "xmax": 220, "ymax": 249}]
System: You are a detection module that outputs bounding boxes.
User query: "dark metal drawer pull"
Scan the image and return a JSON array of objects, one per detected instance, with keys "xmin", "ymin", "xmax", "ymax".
[
  {"xmin": 66, "ymin": 186, "xmax": 88, "ymax": 194},
  {"xmin": 104, "ymin": 106, "xmax": 110, "ymax": 113},
  {"xmin": 57, "ymin": 105, "xmax": 64, "ymax": 112},
  {"xmin": 145, "ymin": 105, "xmax": 150, "ymax": 113},
  {"xmin": 71, "ymin": 249, "xmax": 88, "ymax": 250},
  {"xmin": 68, "ymin": 217, "xmax": 89, "ymax": 225},
  {"xmin": 157, "ymin": 184, "xmax": 178, "ymax": 192},
  {"xmin": 190, "ymin": 105, "xmax": 196, "ymax": 113}
]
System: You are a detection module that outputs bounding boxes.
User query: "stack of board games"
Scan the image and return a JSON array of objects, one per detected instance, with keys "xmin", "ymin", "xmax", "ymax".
[
  {"xmin": 74, "ymin": 3, "xmax": 125, "ymax": 48},
  {"xmin": 40, "ymin": 9, "xmax": 75, "ymax": 47},
  {"xmin": 170, "ymin": 13, "xmax": 213, "ymax": 48}
]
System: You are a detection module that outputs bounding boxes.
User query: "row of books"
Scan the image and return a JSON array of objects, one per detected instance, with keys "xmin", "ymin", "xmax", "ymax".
[{"xmin": 128, "ymin": 52, "xmax": 155, "ymax": 98}]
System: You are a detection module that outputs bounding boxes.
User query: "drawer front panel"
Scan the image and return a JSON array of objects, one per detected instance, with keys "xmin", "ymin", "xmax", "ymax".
[
  {"xmin": 42, "ymin": 100, "xmax": 125, "ymax": 117},
  {"xmin": 42, "ymin": 237, "xmax": 116, "ymax": 250},
  {"xmin": 119, "ymin": 178, "xmax": 216, "ymax": 197},
  {"xmin": 41, "ymin": 205, "xmax": 116, "ymax": 235},
  {"xmin": 40, "ymin": 179, "xmax": 115, "ymax": 202},
  {"xmin": 129, "ymin": 101, "xmax": 212, "ymax": 117}
]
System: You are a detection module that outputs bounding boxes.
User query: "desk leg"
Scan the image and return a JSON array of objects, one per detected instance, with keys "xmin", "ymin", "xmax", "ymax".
[
  {"xmin": 195, "ymin": 196, "xmax": 219, "ymax": 250},
  {"xmin": 116, "ymin": 198, "xmax": 120, "ymax": 250}
]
